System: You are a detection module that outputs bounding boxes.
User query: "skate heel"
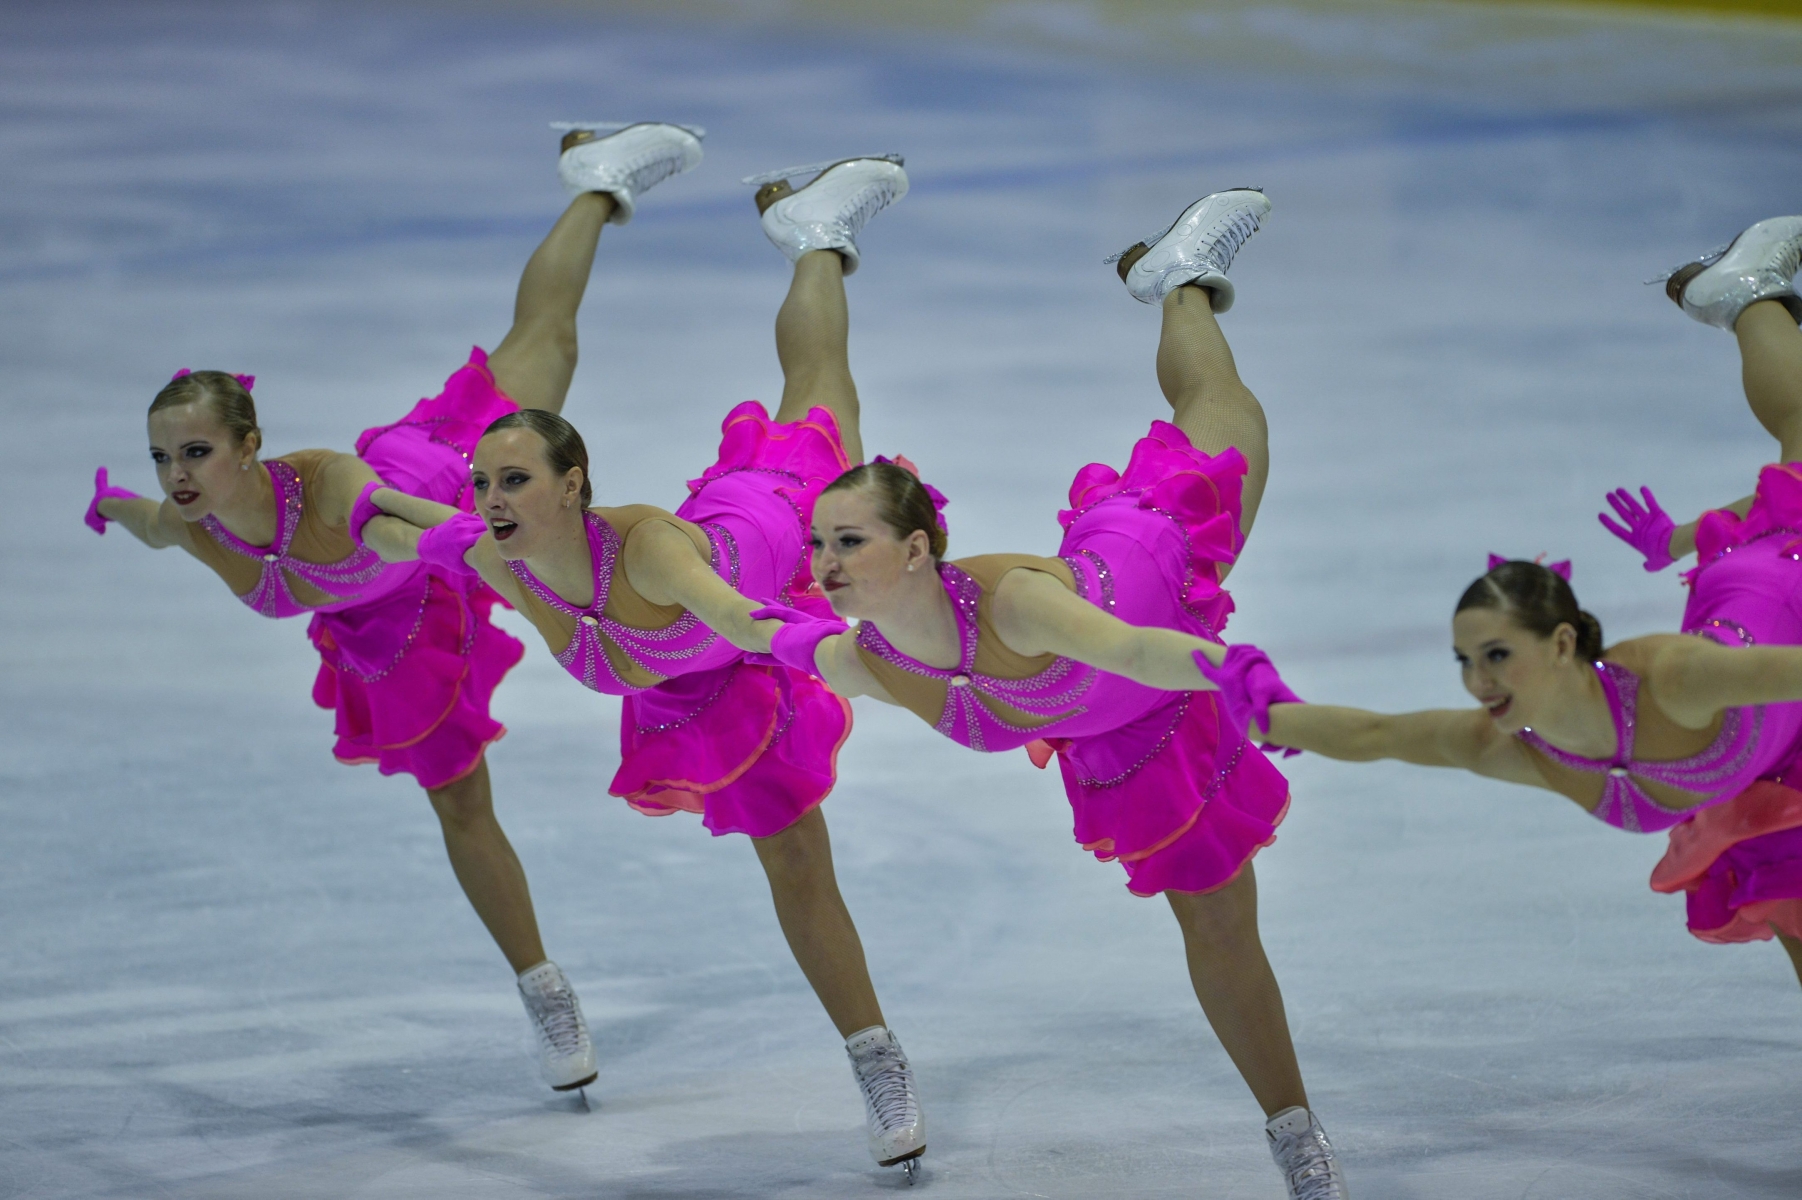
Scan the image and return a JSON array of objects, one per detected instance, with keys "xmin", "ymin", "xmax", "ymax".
[{"xmin": 754, "ymin": 178, "xmax": 794, "ymax": 215}]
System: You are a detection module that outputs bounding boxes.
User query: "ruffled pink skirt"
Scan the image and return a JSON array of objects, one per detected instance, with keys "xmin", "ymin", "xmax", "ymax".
[
  {"xmin": 1041, "ymin": 420, "xmax": 1291, "ymax": 895},
  {"xmin": 311, "ymin": 348, "xmax": 526, "ymax": 790},
  {"xmin": 1651, "ymin": 782, "xmax": 1802, "ymax": 943},
  {"xmin": 611, "ymin": 400, "xmax": 855, "ymax": 837}
]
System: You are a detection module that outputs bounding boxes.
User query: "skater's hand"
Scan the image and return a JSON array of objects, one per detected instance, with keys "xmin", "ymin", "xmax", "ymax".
[
  {"xmin": 415, "ymin": 511, "xmax": 486, "ymax": 578},
  {"xmin": 1194, "ymin": 644, "xmax": 1303, "ymax": 755},
  {"xmin": 1599, "ymin": 486, "xmax": 1676, "ymax": 572},
  {"xmin": 747, "ymin": 604, "xmax": 848, "ymax": 675},
  {"xmin": 84, "ymin": 467, "xmax": 142, "ymax": 535}
]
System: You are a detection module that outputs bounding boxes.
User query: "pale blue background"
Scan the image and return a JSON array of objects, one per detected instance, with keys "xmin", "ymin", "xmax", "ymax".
[{"xmin": 3, "ymin": 1, "xmax": 1801, "ymax": 1196}]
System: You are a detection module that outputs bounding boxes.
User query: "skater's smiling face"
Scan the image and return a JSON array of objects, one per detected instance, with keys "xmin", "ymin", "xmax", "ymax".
[
  {"xmin": 146, "ymin": 402, "xmax": 261, "ymax": 522},
  {"xmin": 471, "ymin": 428, "xmax": 586, "ymax": 561},
  {"xmin": 809, "ymin": 485, "xmax": 936, "ymax": 620},
  {"xmin": 1452, "ymin": 606, "xmax": 1580, "ymax": 734}
]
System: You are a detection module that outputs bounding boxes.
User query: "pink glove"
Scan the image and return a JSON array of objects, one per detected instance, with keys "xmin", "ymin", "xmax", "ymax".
[
  {"xmin": 1598, "ymin": 486, "xmax": 1676, "ymax": 572},
  {"xmin": 415, "ymin": 512, "xmax": 486, "ymax": 578},
  {"xmin": 1194, "ymin": 644, "xmax": 1303, "ymax": 755},
  {"xmin": 748, "ymin": 604, "xmax": 849, "ymax": 675},
  {"xmin": 84, "ymin": 467, "xmax": 143, "ymax": 535},
  {"xmin": 347, "ymin": 481, "xmax": 386, "ymax": 550}
]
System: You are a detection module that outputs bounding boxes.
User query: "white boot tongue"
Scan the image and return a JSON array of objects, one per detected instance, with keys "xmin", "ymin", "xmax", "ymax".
[
  {"xmin": 1265, "ymin": 1105, "xmax": 1313, "ymax": 1136},
  {"xmin": 844, "ymin": 1024, "xmax": 890, "ymax": 1053},
  {"xmin": 517, "ymin": 961, "xmax": 561, "ymax": 991}
]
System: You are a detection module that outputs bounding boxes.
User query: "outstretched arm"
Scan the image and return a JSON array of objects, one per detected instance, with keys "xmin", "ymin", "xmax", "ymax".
[
  {"xmin": 623, "ymin": 521, "xmax": 898, "ymax": 702},
  {"xmin": 1648, "ymin": 634, "xmax": 1802, "ymax": 726},
  {"xmin": 987, "ymin": 567, "xmax": 1226, "ymax": 690},
  {"xmin": 1263, "ymin": 702, "xmax": 1539, "ymax": 785},
  {"xmin": 361, "ymin": 486, "xmax": 465, "ymax": 564},
  {"xmin": 103, "ymin": 495, "xmax": 188, "ymax": 549}
]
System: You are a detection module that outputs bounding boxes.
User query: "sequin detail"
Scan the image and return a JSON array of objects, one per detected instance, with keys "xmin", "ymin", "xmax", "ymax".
[
  {"xmin": 855, "ymin": 563, "xmax": 1096, "ymax": 753},
  {"xmin": 1518, "ymin": 660, "xmax": 1763, "ymax": 833},
  {"xmin": 201, "ymin": 459, "xmax": 388, "ymax": 617},
  {"xmin": 507, "ymin": 512, "xmax": 739, "ymax": 695}
]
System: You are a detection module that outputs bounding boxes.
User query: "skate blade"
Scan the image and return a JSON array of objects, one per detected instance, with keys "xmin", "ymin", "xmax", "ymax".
[
  {"xmin": 897, "ymin": 1155, "xmax": 923, "ymax": 1185},
  {"xmin": 1646, "ymin": 238, "xmax": 1732, "ymax": 286},
  {"xmin": 551, "ymin": 1071, "xmax": 598, "ymax": 1092},
  {"xmin": 740, "ymin": 153, "xmax": 904, "ymax": 188},
  {"xmin": 549, "ymin": 120, "xmax": 707, "ymax": 140},
  {"xmin": 1103, "ymin": 187, "xmax": 1265, "ymax": 264}
]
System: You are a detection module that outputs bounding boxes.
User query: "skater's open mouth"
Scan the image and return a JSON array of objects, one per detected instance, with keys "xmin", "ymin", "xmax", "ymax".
[
  {"xmin": 172, "ymin": 490, "xmax": 199, "ymax": 506},
  {"xmin": 490, "ymin": 519, "xmax": 518, "ymax": 542},
  {"xmin": 1484, "ymin": 695, "xmax": 1511, "ymax": 719}
]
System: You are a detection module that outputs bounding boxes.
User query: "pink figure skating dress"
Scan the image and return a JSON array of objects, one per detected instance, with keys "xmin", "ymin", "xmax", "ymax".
[
  {"xmin": 1518, "ymin": 462, "xmax": 1802, "ymax": 944},
  {"xmin": 184, "ymin": 348, "xmax": 525, "ymax": 789},
  {"xmin": 853, "ymin": 421, "xmax": 1291, "ymax": 895},
  {"xmin": 504, "ymin": 401, "xmax": 854, "ymax": 838}
]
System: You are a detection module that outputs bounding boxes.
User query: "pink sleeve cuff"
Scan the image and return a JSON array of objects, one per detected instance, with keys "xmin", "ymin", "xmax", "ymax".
[{"xmin": 347, "ymin": 481, "xmax": 386, "ymax": 550}]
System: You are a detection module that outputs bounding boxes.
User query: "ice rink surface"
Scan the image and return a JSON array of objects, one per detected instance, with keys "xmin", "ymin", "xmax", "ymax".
[{"xmin": 4, "ymin": 0, "xmax": 1802, "ymax": 1195}]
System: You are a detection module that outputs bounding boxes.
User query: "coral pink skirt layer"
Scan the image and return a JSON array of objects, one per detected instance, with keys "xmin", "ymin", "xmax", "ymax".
[
  {"xmin": 314, "ymin": 348, "xmax": 525, "ymax": 790},
  {"xmin": 1043, "ymin": 421, "xmax": 1291, "ymax": 896},
  {"xmin": 612, "ymin": 400, "xmax": 855, "ymax": 838}
]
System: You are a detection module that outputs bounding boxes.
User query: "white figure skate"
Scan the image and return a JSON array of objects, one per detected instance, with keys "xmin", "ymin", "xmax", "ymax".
[
  {"xmin": 845, "ymin": 1025, "xmax": 925, "ymax": 1183},
  {"xmin": 517, "ymin": 961, "xmax": 597, "ymax": 1095},
  {"xmin": 1107, "ymin": 187, "xmax": 1271, "ymax": 311},
  {"xmin": 1266, "ymin": 1106, "xmax": 1349, "ymax": 1200},
  {"xmin": 747, "ymin": 155, "xmax": 908, "ymax": 275},
  {"xmin": 1662, "ymin": 215, "xmax": 1802, "ymax": 330},
  {"xmin": 552, "ymin": 121, "xmax": 704, "ymax": 225}
]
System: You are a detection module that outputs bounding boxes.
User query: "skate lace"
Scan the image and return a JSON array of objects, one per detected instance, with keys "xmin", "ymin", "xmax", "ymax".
[
  {"xmin": 839, "ymin": 181, "xmax": 899, "ymax": 239},
  {"xmin": 1271, "ymin": 1124, "xmax": 1345, "ymax": 1200},
  {"xmin": 1103, "ymin": 189, "xmax": 1265, "ymax": 266},
  {"xmin": 1201, "ymin": 207, "xmax": 1262, "ymax": 273},
  {"xmin": 622, "ymin": 149, "xmax": 687, "ymax": 194},
  {"xmin": 851, "ymin": 1041, "xmax": 919, "ymax": 1133},
  {"xmin": 524, "ymin": 980, "xmax": 586, "ymax": 1057}
]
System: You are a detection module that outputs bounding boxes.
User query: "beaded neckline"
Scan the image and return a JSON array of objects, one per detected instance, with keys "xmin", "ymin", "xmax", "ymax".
[
  {"xmin": 201, "ymin": 460, "xmax": 387, "ymax": 616},
  {"xmin": 854, "ymin": 562, "xmax": 1094, "ymax": 751},
  {"xmin": 507, "ymin": 510, "xmax": 736, "ymax": 693},
  {"xmin": 1517, "ymin": 659, "xmax": 1760, "ymax": 832}
]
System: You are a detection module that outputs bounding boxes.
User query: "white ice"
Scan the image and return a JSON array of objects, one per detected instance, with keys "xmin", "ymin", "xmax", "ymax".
[{"xmin": 3, "ymin": 2, "xmax": 1801, "ymax": 1196}]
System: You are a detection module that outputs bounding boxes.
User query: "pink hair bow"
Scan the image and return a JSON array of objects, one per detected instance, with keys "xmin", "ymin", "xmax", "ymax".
[
  {"xmin": 169, "ymin": 368, "xmax": 256, "ymax": 391},
  {"xmin": 874, "ymin": 454, "xmax": 950, "ymax": 534},
  {"xmin": 1487, "ymin": 553, "xmax": 1572, "ymax": 581}
]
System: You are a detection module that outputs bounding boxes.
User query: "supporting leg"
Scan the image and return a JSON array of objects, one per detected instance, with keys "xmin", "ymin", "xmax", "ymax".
[
  {"xmin": 1158, "ymin": 285, "xmax": 1270, "ymax": 546},
  {"xmin": 773, "ymin": 249, "xmax": 864, "ymax": 465},
  {"xmin": 1736, "ymin": 299, "xmax": 1802, "ymax": 463},
  {"xmin": 487, "ymin": 191, "xmax": 616, "ymax": 415},
  {"xmin": 1776, "ymin": 929, "xmax": 1802, "ymax": 989},
  {"xmin": 752, "ymin": 806, "xmax": 886, "ymax": 1037},
  {"xmin": 426, "ymin": 758, "xmax": 548, "ymax": 974},
  {"xmin": 1165, "ymin": 864, "xmax": 1308, "ymax": 1117}
]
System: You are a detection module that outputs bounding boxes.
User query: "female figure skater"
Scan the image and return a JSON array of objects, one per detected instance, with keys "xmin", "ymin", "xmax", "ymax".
[
  {"xmin": 1204, "ymin": 216, "xmax": 1802, "ymax": 981},
  {"xmin": 81, "ymin": 121, "xmax": 709, "ymax": 1094},
  {"xmin": 363, "ymin": 155, "xmax": 928, "ymax": 1179},
  {"xmin": 755, "ymin": 188, "xmax": 1349, "ymax": 1200}
]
